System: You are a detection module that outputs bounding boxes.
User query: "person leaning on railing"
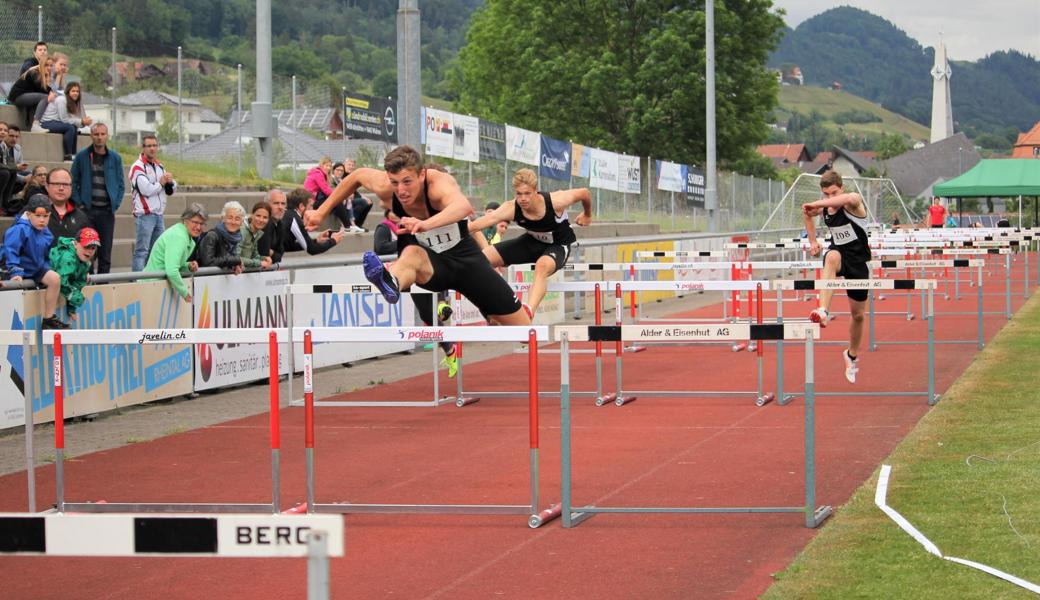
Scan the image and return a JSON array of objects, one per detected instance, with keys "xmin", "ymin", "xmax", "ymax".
[
  {"xmin": 196, "ymin": 201, "xmax": 245, "ymax": 274},
  {"xmin": 142, "ymin": 203, "xmax": 205, "ymax": 303},
  {"xmin": 238, "ymin": 201, "xmax": 273, "ymax": 270}
]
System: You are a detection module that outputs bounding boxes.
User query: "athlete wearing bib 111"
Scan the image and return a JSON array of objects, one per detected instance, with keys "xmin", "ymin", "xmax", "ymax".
[
  {"xmin": 303, "ymin": 145, "xmax": 529, "ymax": 326},
  {"xmin": 469, "ymin": 168, "xmax": 593, "ymax": 317},
  {"xmin": 802, "ymin": 170, "xmax": 870, "ymax": 385}
]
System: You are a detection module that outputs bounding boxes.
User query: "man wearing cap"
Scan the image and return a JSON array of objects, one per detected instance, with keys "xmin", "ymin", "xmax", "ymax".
[
  {"xmin": 143, "ymin": 203, "xmax": 205, "ymax": 303},
  {"xmin": 48, "ymin": 227, "xmax": 100, "ymax": 324},
  {"xmin": 44, "ymin": 167, "xmax": 92, "ymax": 245},
  {"xmin": 2, "ymin": 195, "xmax": 66, "ymax": 328}
]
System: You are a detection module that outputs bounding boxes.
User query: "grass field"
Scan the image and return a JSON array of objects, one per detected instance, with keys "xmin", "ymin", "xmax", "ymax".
[
  {"xmin": 778, "ymin": 85, "xmax": 931, "ymax": 143},
  {"xmin": 761, "ymin": 294, "xmax": 1040, "ymax": 599}
]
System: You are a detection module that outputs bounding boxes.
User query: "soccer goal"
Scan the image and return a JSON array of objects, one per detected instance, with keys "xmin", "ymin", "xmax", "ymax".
[{"xmin": 760, "ymin": 173, "xmax": 916, "ymax": 231}]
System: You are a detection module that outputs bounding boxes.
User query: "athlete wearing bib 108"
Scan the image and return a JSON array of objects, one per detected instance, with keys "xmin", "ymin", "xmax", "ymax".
[
  {"xmin": 802, "ymin": 170, "xmax": 871, "ymax": 384},
  {"xmin": 304, "ymin": 145, "xmax": 530, "ymax": 326},
  {"xmin": 468, "ymin": 168, "xmax": 592, "ymax": 318}
]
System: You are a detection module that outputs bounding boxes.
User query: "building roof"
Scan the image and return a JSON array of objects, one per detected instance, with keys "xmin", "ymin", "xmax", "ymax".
[
  {"xmin": 830, "ymin": 146, "xmax": 880, "ymax": 174},
  {"xmin": 881, "ymin": 132, "xmax": 981, "ymax": 198},
  {"xmin": 756, "ymin": 143, "xmax": 811, "ymax": 165},
  {"xmin": 163, "ymin": 121, "xmax": 388, "ymax": 164},
  {"xmin": 1012, "ymin": 120, "xmax": 1040, "ymax": 158},
  {"xmin": 228, "ymin": 108, "xmax": 338, "ymax": 132},
  {"xmin": 117, "ymin": 90, "xmax": 202, "ymax": 107}
]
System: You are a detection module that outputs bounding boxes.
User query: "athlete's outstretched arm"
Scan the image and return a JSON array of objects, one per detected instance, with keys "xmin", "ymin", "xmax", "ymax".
[
  {"xmin": 468, "ymin": 201, "xmax": 516, "ymax": 233},
  {"xmin": 404, "ymin": 170, "xmax": 475, "ymax": 233},
  {"xmin": 805, "ymin": 191, "xmax": 864, "ymax": 212},
  {"xmin": 550, "ymin": 188, "xmax": 593, "ymax": 225},
  {"xmin": 305, "ymin": 167, "xmax": 392, "ymax": 230}
]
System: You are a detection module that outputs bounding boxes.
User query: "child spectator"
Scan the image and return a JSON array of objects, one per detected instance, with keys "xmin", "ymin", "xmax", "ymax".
[
  {"xmin": 48, "ymin": 227, "xmax": 99, "ymax": 324},
  {"xmin": 13, "ymin": 165, "xmax": 48, "ymax": 215},
  {"xmin": 3, "ymin": 195, "xmax": 65, "ymax": 329},
  {"xmin": 239, "ymin": 201, "xmax": 273, "ymax": 270},
  {"xmin": 41, "ymin": 81, "xmax": 93, "ymax": 160}
]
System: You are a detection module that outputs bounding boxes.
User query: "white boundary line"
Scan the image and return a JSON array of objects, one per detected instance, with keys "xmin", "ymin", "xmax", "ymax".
[{"xmin": 875, "ymin": 465, "xmax": 1040, "ymax": 594}]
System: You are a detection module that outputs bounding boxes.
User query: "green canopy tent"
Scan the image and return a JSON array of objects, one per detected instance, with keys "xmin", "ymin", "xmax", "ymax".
[{"xmin": 933, "ymin": 159, "xmax": 1040, "ymax": 226}]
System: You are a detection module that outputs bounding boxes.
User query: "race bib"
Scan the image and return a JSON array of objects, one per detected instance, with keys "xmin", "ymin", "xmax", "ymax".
[
  {"xmin": 830, "ymin": 223, "xmax": 856, "ymax": 245},
  {"xmin": 527, "ymin": 230, "xmax": 554, "ymax": 244},
  {"xmin": 415, "ymin": 223, "xmax": 462, "ymax": 253}
]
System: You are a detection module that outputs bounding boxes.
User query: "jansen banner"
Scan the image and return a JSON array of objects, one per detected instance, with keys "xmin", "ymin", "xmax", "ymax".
[
  {"xmin": 589, "ymin": 148, "xmax": 620, "ymax": 192},
  {"xmin": 452, "ymin": 114, "xmax": 480, "ymax": 163},
  {"xmin": 423, "ymin": 107, "xmax": 454, "ymax": 159},
  {"xmin": 479, "ymin": 120, "xmax": 506, "ymax": 161},
  {"xmin": 539, "ymin": 135, "xmax": 572, "ymax": 181},
  {"xmin": 343, "ymin": 91, "xmax": 397, "ymax": 143},
  {"xmin": 656, "ymin": 160, "xmax": 685, "ymax": 193},
  {"xmin": 686, "ymin": 165, "xmax": 706, "ymax": 207},
  {"xmin": 619, "ymin": 154, "xmax": 641, "ymax": 194},
  {"xmin": 506, "ymin": 125, "xmax": 540, "ymax": 166}
]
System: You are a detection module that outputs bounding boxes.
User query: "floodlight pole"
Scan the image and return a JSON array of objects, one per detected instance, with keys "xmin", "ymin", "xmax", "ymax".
[{"xmin": 705, "ymin": 0, "xmax": 719, "ymax": 232}]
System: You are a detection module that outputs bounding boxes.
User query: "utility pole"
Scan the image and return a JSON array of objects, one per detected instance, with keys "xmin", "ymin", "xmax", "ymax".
[
  {"xmin": 705, "ymin": 0, "xmax": 719, "ymax": 232},
  {"xmin": 396, "ymin": 0, "xmax": 421, "ymax": 148},
  {"xmin": 253, "ymin": 0, "xmax": 274, "ymax": 178}
]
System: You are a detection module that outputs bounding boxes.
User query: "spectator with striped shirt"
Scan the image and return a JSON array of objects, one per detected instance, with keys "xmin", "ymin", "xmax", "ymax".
[{"xmin": 128, "ymin": 135, "xmax": 176, "ymax": 271}]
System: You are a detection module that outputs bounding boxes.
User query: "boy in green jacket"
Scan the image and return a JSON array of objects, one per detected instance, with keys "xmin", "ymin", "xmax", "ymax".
[{"xmin": 48, "ymin": 227, "xmax": 100, "ymax": 323}]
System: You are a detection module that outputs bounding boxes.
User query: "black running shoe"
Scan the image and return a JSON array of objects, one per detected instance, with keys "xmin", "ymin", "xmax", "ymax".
[{"xmin": 41, "ymin": 315, "xmax": 69, "ymax": 330}]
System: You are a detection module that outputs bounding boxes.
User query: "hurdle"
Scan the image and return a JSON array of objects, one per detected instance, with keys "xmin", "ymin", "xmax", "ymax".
[
  {"xmin": 286, "ymin": 283, "xmax": 454, "ymax": 408},
  {"xmin": 42, "ymin": 328, "xmax": 286, "ymax": 513},
  {"xmin": 0, "ymin": 512, "xmax": 344, "ymax": 599},
  {"xmin": 1, "ymin": 330, "xmax": 39, "ymax": 512},
  {"xmin": 555, "ymin": 322, "xmax": 832, "ymax": 528},
  {"xmin": 770, "ymin": 279, "xmax": 941, "ymax": 405},
  {"xmin": 296, "ymin": 326, "xmax": 562, "ymax": 528}
]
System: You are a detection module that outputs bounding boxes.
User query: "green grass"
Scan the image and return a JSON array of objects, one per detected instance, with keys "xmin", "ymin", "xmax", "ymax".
[
  {"xmin": 761, "ymin": 295, "xmax": 1040, "ymax": 599},
  {"xmin": 778, "ymin": 85, "xmax": 931, "ymax": 142}
]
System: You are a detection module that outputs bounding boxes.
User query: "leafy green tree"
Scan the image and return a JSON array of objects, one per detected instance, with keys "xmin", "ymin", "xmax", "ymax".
[
  {"xmin": 875, "ymin": 132, "xmax": 909, "ymax": 160},
  {"xmin": 456, "ymin": 0, "xmax": 785, "ymax": 165},
  {"xmin": 156, "ymin": 105, "xmax": 180, "ymax": 145},
  {"xmin": 372, "ymin": 69, "xmax": 397, "ymax": 98}
]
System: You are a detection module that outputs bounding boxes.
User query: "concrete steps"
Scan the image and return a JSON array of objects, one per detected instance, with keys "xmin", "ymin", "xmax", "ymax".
[{"xmin": 1, "ymin": 103, "xmax": 92, "ymax": 162}]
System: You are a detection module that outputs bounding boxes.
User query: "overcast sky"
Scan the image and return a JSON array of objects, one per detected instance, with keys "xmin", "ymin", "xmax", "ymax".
[{"xmin": 772, "ymin": 1, "xmax": 1040, "ymax": 61}]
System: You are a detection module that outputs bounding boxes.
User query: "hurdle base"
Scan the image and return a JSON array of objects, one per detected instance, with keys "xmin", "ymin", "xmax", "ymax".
[
  {"xmin": 614, "ymin": 395, "xmax": 637, "ymax": 407},
  {"xmin": 624, "ymin": 345, "xmax": 647, "ymax": 353},
  {"xmin": 60, "ymin": 502, "xmax": 279, "ymax": 514},
  {"xmin": 528, "ymin": 503, "xmax": 563, "ymax": 528},
  {"xmin": 810, "ymin": 505, "xmax": 834, "ymax": 528},
  {"xmin": 595, "ymin": 393, "xmax": 617, "ymax": 407},
  {"xmin": 564, "ymin": 507, "xmax": 597, "ymax": 528},
  {"xmin": 755, "ymin": 393, "xmax": 775, "ymax": 407},
  {"xmin": 452, "ymin": 395, "xmax": 480, "ymax": 407},
  {"xmin": 778, "ymin": 394, "xmax": 800, "ymax": 406}
]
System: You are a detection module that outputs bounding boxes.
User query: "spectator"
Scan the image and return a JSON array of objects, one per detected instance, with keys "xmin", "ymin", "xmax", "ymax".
[
  {"xmin": 41, "ymin": 81, "xmax": 92, "ymax": 160},
  {"xmin": 372, "ymin": 209, "xmax": 398, "ymax": 256},
  {"xmin": 71, "ymin": 122, "xmax": 124, "ymax": 274},
  {"xmin": 2, "ymin": 195, "xmax": 65, "ymax": 329},
  {"xmin": 11, "ymin": 164, "xmax": 48, "ymax": 216},
  {"xmin": 343, "ymin": 159, "xmax": 373, "ymax": 229},
  {"xmin": 128, "ymin": 135, "xmax": 175, "ymax": 271},
  {"xmin": 19, "ymin": 41, "xmax": 47, "ymax": 76},
  {"xmin": 239, "ymin": 201, "xmax": 273, "ymax": 270},
  {"xmin": 480, "ymin": 201, "xmax": 500, "ymax": 243},
  {"xmin": 29, "ymin": 53, "xmax": 67, "ymax": 132},
  {"xmin": 257, "ymin": 189, "xmax": 287, "ymax": 264},
  {"xmin": 197, "ymin": 201, "xmax": 245, "ymax": 273},
  {"xmin": 1, "ymin": 124, "xmax": 30, "ymax": 188},
  {"xmin": 48, "ymin": 226, "xmax": 100, "ymax": 325},
  {"xmin": 0, "ymin": 122, "xmax": 23, "ymax": 215},
  {"xmin": 143, "ymin": 203, "xmax": 205, "ymax": 303},
  {"xmin": 997, "ymin": 214, "xmax": 1011, "ymax": 228},
  {"xmin": 306, "ymin": 157, "xmax": 363, "ymax": 232},
  {"xmin": 7, "ymin": 60, "xmax": 51, "ymax": 130},
  {"xmin": 329, "ymin": 161, "xmax": 346, "ymax": 187},
  {"xmin": 282, "ymin": 187, "xmax": 343, "ymax": 255},
  {"xmin": 44, "ymin": 168, "xmax": 91, "ymax": 243}
]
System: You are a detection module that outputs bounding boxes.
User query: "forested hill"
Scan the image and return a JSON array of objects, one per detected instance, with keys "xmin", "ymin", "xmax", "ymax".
[
  {"xmin": 7, "ymin": 0, "xmax": 481, "ymax": 100},
  {"xmin": 769, "ymin": 6, "xmax": 1040, "ymax": 138}
]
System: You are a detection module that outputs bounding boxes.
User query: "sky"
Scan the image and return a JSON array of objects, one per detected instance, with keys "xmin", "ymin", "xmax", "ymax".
[{"xmin": 771, "ymin": 1, "xmax": 1040, "ymax": 61}]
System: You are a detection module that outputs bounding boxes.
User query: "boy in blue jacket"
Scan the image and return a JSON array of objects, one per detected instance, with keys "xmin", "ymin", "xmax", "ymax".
[{"xmin": 3, "ymin": 195, "xmax": 67, "ymax": 329}]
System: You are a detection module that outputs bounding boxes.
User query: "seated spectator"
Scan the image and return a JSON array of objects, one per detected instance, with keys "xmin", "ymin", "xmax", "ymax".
[
  {"xmin": 329, "ymin": 161, "xmax": 346, "ymax": 188},
  {"xmin": 44, "ymin": 168, "xmax": 91, "ymax": 244},
  {"xmin": 41, "ymin": 81, "xmax": 92, "ymax": 160},
  {"xmin": 7, "ymin": 59, "xmax": 51, "ymax": 130},
  {"xmin": 373, "ymin": 209, "xmax": 398, "ymax": 256},
  {"xmin": 0, "ymin": 122, "xmax": 24, "ymax": 215},
  {"xmin": 19, "ymin": 41, "xmax": 47, "ymax": 76},
  {"xmin": 30, "ymin": 53, "xmax": 67, "ymax": 131},
  {"xmin": 343, "ymin": 159, "xmax": 373, "ymax": 229},
  {"xmin": 1, "ymin": 125, "xmax": 30, "ymax": 195},
  {"xmin": 48, "ymin": 227, "xmax": 99, "ymax": 325},
  {"xmin": 239, "ymin": 201, "xmax": 273, "ymax": 270},
  {"xmin": 143, "ymin": 203, "xmax": 205, "ymax": 303},
  {"xmin": 2, "ymin": 195, "xmax": 65, "ymax": 329},
  {"xmin": 197, "ymin": 201, "xmax": 245, "ymax": 273},
  {"xmin": 282, "ymin": 187, "xmax": 343, "ymax": 256},
  {"xmin": 306, "ymin": 157, "xmax": 362, "ymax": 232},
  {"xmin": 13, "ymin": 165, "xmax": 48, "ymax": 215}
]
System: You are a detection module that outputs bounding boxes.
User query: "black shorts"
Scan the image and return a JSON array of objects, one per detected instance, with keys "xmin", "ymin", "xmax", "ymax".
[
  {"xmin": 823, "ymin": 249, "xmax": 870, "ymax": 302},
  {"xmin": 494, "ymin": 234, "xmax": 572, "ymax": 273},
  {"xmin": 400, "ymin": 236, "xmax": 521, "ymax": 317}
]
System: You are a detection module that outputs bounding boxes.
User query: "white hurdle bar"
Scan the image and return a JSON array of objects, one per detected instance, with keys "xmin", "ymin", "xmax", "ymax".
[
  {"xmin": 42, "ymin": 328, "xmax": 286, "ymax": 514},
  {"xmin": 555, "ymin": 322, "xmax": 833, "ymax": 529},
  {"xmin": 290, "ymin": 326, "xmax": 562, "ymax": 528},
  {"xmin": 0, "ymin": 512, "xmax": 344, "ymax": 599}
]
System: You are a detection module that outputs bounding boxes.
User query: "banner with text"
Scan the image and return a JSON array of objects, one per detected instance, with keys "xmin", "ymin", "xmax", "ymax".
[
  {"xmin": 539, "ymin": 135, "xmax": 572, "ymax": 181},
  {"xmin": 619, "ymin": 154, "xmax": 641, "ymax": 194},
  {"xmin": 506, "ymin": 125, "xmax": 540, "ymax": 166},
  {"xmin": 452, "ymin": 113, "xmax": 480, "ymax": 163},
  {"xmin": 479, "ymin": 119, "xmax": 506, "ymax": 162},
  {"xmin": 343, "ymin": 91, "xmax": 397, "ymax": 143},
  {"xmin": 0, "ymin": 291, "xmax": 28, "ymax": 429},
  {"xmin": 571, "ymin": 143, "xmax": 591, "ymax": 178},
  {"xmin": 192, "ymin": 271, "xmax": 291, "ymax": 392},
  {"xmin": 686, "ymin": 164, "xmax": 706, "ymax": 207},
  {"xmin": 589, "ymin": 147, "xmax": 620, "ymax": 192},
  {"xmin": 423, "ymin": 107, "xmax": 455, "ymax": 160},
  {"xmin": 656, "ymin": 160, "xmax": 686, "ymax": 193}
]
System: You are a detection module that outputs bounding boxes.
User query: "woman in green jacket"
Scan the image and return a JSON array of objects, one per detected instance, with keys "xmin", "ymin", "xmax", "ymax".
[{"xmin": 143, "ymin": 203, "xmax": 207, "ymax": 303}]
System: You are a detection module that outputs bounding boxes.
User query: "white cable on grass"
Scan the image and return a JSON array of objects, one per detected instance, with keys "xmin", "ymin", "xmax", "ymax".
[
  {"xmin": 1000, "ymin": 495, "xmax": 1030, "ymax": 547},
  {"xmin": 965, "ymin": 455, "xmax": 995, "ymax": 467},
  {"xmin": 1006, "ymin": 439, "xmax": 1040, "ymax": 461},
  {"xmin": 876, "ymin": 464, "xmax": 1040, "ymax": 594}
]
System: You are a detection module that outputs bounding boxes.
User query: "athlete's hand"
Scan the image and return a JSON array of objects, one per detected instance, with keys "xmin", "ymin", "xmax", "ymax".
[
  {"xmin": 809, "ymin": 241, "xmax": 822, "ymax": 257},
  {"xmin": 802, "ymin": 203, "xmax": 821, "ymax": 217},
  {"xmin": 575, "ymin": 212, "xmax": 592, "ymax": 226},
  {"xmin": 303, "ymin": 209, "xmax": 322, "ymax": 231},
  {"xmin": 399, "ymin": 216, "xmax": 426, "ymax": 234}
]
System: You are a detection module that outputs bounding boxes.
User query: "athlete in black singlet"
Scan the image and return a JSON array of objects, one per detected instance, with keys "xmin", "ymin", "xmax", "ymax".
[
  {"xmin": 468, "ymin": 168, "xmax": 592, "ymax": 317},
  {"xmin": 802, "ymin": 170, "xmax": 871, "ymax": 384},
  {"xmin": 305, "ymin": 145, "xmax": 529, "ymax": 327}
]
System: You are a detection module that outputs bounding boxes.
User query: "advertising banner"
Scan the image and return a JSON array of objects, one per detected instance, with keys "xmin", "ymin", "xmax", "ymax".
[
  {"xmin": 423, "ymin": 107, "xmax": 455, "ymax": 159},
  {"xmin": 16, "ymin": 282, "xmax": 194, "ymax": 427},
  {"xmin": 193, "ymin": 271, "xmax": 291, "ymax": 392},
  {"xmin": 343, "ymin": 91, "xmax": 397, "ymax": 143},
  {"xmin": 616, "ymin": 241, "xmax": 676, "ymax": 305},
  {"xmin": 570, "ymin": 143, "xmax": 591, "ymax": 178},
  {"xmin": 452, "ymin": 113, "xmax": 480, "ymax": 163},
  {"xmin": 479, "ymin": 119, "xmax": 506, "ymax": 162},
  {"xmin": 539, "ymin": 135, "xmax": 572, "ymax": 181},
  {"xmin": 0, "ymin": 291, "xmax": 28, "ymax": 429},
  {"xmin": 618, "ymin": 154, "xmax": 641, "ymax": 194},
  {"xmin": 656, "ymin": 160, "xmax": 686, "ymax": 193},
  {"xmin": 290, "ymin": 266, "xmax": 415, "ymax": 368},
  {"xmin": 589, "ymin": 148, "xmax": 620, "ymax": 192},
  {"xmin": 506, "ymin": 125, "xmax": 540, "ymax": 166},
  {"xmin": 686, "ymin": 164, "xmax": 706, "ymax": 208}
]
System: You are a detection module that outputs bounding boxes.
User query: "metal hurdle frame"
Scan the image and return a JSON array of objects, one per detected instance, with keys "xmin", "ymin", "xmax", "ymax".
[
  {"xmin": 770, "ymin": 279, "xmax": 941, "ymax": 406},
  {"xmin": 43, "ymin": 328, "xmax": 286, "ymax": 514},
  {"xmin": 285, "ymin": 283, "xmax": 455, "ymax": 408},
  {"xmin": 556, "ymin": 322, "xmax": 832, "ymax": 529},
  {"xmin": 1, "ymin": 330, "xmax": 39, "ymax": 512},
  {"xmin": 297, "ymin": 325, "xmax": 562, "ymax": 528}
]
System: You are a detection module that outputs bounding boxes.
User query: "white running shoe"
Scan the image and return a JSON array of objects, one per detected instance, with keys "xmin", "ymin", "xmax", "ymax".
[
  {"xmin": 842, "ymin": 349, "xmax": 858, "ymax": 384},
  {"xmin": 809, "ymin": 307, "xmax": 830, "ymax": 328},
  {"xmin": 348, "ymin": 224, "xmax": 366, "ymax": 233}
]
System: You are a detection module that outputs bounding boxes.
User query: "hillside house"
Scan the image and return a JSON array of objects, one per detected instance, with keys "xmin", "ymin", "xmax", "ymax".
[
  {"xmin": 1012, "ymin": 120, "xmax": 1040, "ymax": 158},
  {"xmin": 83, "ymin": 90, "xmax": 223, "ymax": 145}
]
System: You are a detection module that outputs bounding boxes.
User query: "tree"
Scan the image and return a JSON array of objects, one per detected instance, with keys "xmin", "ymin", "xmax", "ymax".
[
  {"xmin": 875, "ymin": 133, "xmax": 909, "ymax": 160},
  {"xmin": 456, "ymin": 0, "xmax": 785, "ymax": 165},
  {"xmin": 156, "ymin": 105, "xmax": 180, "ymax": 145}
]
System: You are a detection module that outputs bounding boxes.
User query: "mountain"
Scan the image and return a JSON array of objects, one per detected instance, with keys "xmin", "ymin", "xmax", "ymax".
[{"xmin": 770, "ymin": 6, "xmax": 1040, "ymax": 139}]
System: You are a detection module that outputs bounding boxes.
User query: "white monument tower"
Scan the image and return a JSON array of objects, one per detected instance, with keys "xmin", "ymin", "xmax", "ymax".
[{"xmin": 930, "ymin": 35, "xmax": 954, "ymax": 143}]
